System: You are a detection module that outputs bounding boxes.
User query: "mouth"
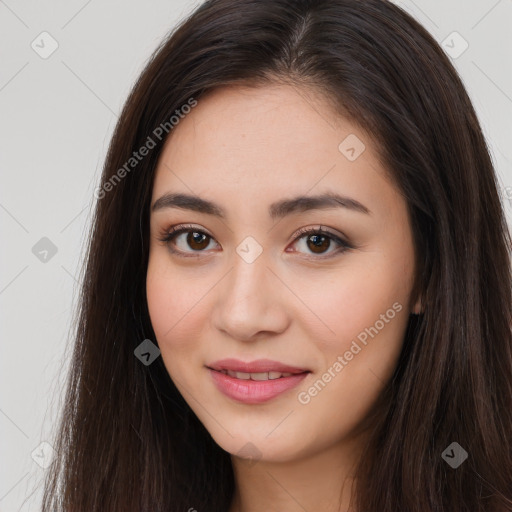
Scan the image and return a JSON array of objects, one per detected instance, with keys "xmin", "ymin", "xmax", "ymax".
[
  {"xmin": 206, "ymin": 358, "xmax": 311, "ymax": 404},
  {"xmin": 206, "ymin": 357, "xmax": 310, "ymax": 376},
  {"xmin": 208, "ymin": 368, "xmax": 308, "ymax": 380}
]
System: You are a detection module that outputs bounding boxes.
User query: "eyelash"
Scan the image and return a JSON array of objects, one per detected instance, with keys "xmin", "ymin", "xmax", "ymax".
[{"xmin": 157, "ymin": 224, "xmax": 353, "ymax": 260}]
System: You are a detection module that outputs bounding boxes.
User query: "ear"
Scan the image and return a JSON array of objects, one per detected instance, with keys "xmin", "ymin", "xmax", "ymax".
[{"xmin": 411, "ymin": 296, "xmax": 423, "ymax": 315}]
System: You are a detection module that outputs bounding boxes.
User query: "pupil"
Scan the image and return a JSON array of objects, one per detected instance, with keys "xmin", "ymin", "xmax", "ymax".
[
  {"xmin": 309, "ymin": 234, "xmax": 329, "ymax": 253},
  {"xmin": 188, "ymin": 232, "xmax": 208, "ymax": 249}
]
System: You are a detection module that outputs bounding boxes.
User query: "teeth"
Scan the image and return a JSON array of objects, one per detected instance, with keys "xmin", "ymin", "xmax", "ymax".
[
  {"xmin": 222, "ymin": 370, "xmax": 294, "ymax": 380},
  {"xmin": 233, "ymin": 371, "xmax": 250, "ymax": 379},
  {"xmin": 249, "ymin": 372, "xmax": 269, "ymax": 381}
]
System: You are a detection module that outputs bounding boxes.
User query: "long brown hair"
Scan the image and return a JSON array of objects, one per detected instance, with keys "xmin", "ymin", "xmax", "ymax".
[{"xmin": 41, "ymin": 0, "xmax": 512, "ymax": 510}]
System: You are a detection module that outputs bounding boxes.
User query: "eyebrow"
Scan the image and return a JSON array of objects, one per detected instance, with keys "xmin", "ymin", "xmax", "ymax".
[{"xmin": 151, "ymin": 191, "xmax": 371, "ymax": 219}]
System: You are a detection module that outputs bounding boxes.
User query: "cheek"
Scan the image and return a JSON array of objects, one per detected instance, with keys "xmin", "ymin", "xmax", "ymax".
[
  {"xmin": 298, "ymin": 255, "xmax": 410, "ymax": 349},
  {"xmin": 146, "ymin": 257, "xmax": 207, "ymax": 371},
  {"xmin": 293, "ymin": 247, "xmax": 413, "ymax": 417},
  {"xmin": 292, "ymin": 265, "xmax": 410, "ymax": 437}
]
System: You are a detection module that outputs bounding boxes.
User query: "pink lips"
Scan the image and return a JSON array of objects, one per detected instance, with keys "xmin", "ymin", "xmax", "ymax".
[{"xmin": 206, "ymin": 358, "xmax": 310, "ymax": 404}]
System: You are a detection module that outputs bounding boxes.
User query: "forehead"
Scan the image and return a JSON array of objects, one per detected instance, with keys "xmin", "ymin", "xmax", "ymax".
[
  {"xmin": 151, "ymin": 83, "xmax": 395, "ymax": 220},
  {"xmin": 157, "ymin": 83, "xmax": 358, "ymax": 170}
]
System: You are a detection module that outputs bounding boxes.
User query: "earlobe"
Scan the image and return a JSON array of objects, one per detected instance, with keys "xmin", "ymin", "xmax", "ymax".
[{"xmin": 411, "ymin": 297, "xmax": 423, "ymax": 315}]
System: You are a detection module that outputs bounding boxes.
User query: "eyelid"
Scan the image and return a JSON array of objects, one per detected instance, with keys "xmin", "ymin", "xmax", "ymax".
[
  {"xmin": 291, "ymin": 225, "xmax": 348, "ymax": 245},
  {"xmin": 287, "ymin": 225, "xmax": 353, "ymax": 259},
  {"xmin": 157, "ymin": 224, "xmax": 218, "ymax": 257},
  {"xmin": 156, "ymin": 223, "xmax": 353, "ymax": 259}
]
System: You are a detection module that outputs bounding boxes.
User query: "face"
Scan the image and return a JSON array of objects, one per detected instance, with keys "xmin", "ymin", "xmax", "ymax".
[{"xmin": 146, "ymin": 83, "xmax": 419, "ymax": 464}]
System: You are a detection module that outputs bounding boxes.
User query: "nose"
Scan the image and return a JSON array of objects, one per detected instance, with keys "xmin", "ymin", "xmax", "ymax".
[{"xmin": 211, "ymin": 248, "xmax": 289, "ymax": 342}]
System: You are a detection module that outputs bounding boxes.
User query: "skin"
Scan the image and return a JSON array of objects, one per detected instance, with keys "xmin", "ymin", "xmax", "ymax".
[{"xmin": 146, "ymin": 83, "xmax": 421, "ymax": 512}]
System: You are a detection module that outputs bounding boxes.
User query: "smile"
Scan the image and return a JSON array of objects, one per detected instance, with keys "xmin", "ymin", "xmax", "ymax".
[
  {"xmin": 216, "ymin": 369, "xmax": 294, "ymax": 380},
  {"xmin": 208, "ymin": 368, "xmax": 310, "ymax": 404}
]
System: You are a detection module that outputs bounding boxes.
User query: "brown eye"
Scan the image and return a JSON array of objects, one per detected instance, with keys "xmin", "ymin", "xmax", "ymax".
[
  {"xmin": 158, "ymin": 224, "xmax": 352, "ymax": 259},
  {"xmin": 289, "ymin": 226, "xmax": 352, "ymax": 259},
  {"xmin": 158, "ymin": 225, "xmax": 218, "ymax": 256},
  {"xmin": 305, "ymin": 233, "xmax": 332, "ymax": 254},
  {"xmin": 186, "ymin": 231, "xmax": 210, "ymax": 250}
]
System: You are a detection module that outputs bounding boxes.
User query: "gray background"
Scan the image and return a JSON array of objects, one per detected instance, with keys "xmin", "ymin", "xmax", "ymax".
[{"xmin": 0, "ymin": 0, "xmax": 511, "ymax": 510}]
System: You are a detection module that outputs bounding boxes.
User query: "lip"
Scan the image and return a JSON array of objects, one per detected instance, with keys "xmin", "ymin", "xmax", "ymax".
[
  {"xmin": 207, "ymin": 358, "xmax": 309, "ymax": 374},
  {"xmin": 207, "ymin": 368, "xmax": 309, "ymax": 404}
]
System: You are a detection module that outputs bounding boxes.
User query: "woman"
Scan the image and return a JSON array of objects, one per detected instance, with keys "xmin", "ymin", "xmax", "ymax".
[{"xmin": 42, "ymin": 0, "xmax": 512, "ymax": 510}]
